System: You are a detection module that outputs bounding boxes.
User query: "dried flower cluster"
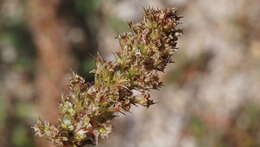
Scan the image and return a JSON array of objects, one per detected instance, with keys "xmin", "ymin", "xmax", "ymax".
[{"xmin": 33, "ymin": 8, "xmax": 182, "ymax": 147}]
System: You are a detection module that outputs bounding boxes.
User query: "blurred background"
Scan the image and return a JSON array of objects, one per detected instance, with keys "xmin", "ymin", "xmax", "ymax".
[{"xmin": 0, "ymin": 0, "xmax": 260, "ymax": 147}]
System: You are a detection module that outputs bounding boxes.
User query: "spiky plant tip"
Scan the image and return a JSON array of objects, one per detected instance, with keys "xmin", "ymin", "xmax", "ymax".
[{"xmin": 34, "ymin": 7, "xmax": 182, "ymax": 147}]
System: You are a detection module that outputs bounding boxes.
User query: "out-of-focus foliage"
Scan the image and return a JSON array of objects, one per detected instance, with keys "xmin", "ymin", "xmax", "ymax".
[
  {"xmin": 0, "ymin": 97, "xmax": 6, "ymax": 126},
  {"xmin": 0, "ymin": 0, "xmax": 102, "ymax": 146},
  {"xmin": 183, "ymin": 102, "xmax": 260, "ymax": 147}
]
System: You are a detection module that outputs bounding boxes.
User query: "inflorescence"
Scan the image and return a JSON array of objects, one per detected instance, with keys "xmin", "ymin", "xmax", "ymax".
[{"xmin": 33, "ymin": 8, "xmax": 182, "ymax": 147}]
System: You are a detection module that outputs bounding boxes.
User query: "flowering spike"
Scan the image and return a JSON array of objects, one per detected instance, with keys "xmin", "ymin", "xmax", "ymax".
[{"xmin": 33, "ymin": 8, "xmax": 182, "ymax": 146}]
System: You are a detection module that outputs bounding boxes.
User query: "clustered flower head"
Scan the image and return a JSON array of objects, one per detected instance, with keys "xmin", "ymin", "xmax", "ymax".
[{"xmin": 33, "ymin": 8, "xmax": 182, "ymax": 147}]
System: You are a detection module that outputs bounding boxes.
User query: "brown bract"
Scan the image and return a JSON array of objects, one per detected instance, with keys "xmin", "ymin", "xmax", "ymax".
[{"xmin": 33, "ymin": 8, "xmax": 182, "ymax": 147}]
